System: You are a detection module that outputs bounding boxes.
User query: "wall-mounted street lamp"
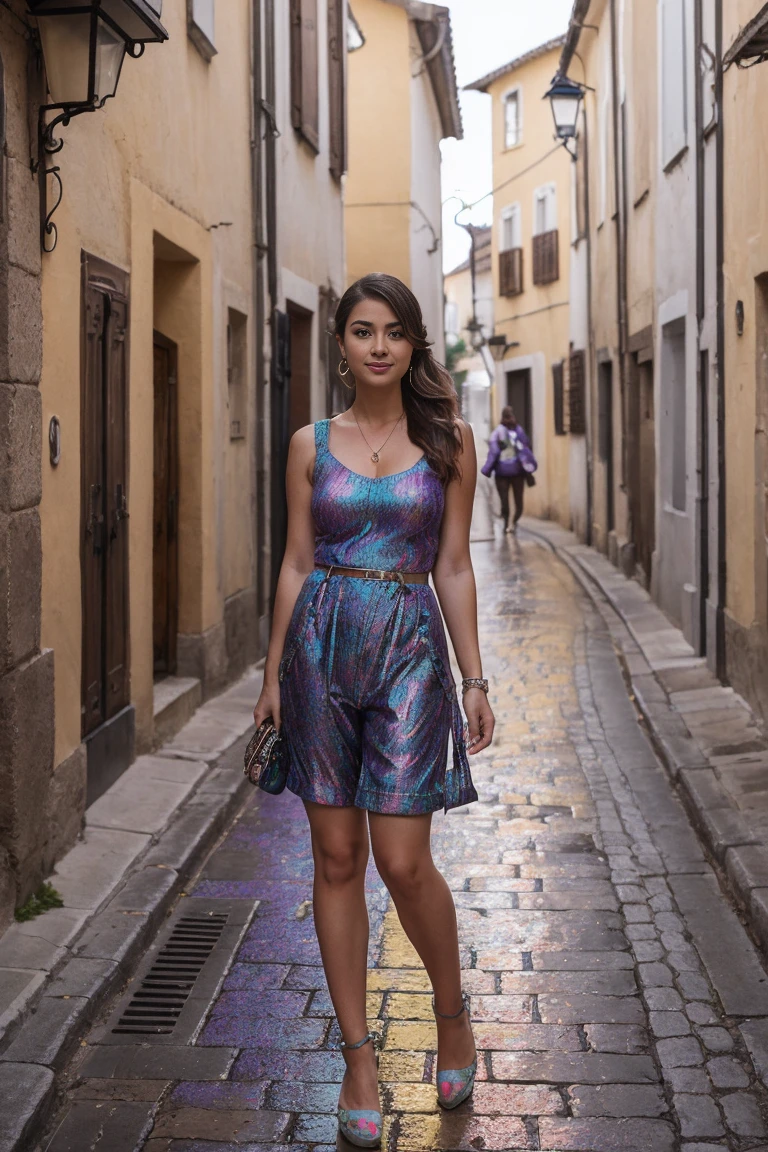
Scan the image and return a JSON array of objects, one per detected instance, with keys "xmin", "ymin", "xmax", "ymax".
[
  {"xmin": 487, "ymin": 334, "xmax": 519, "ymax": 362},
  {"xmin": 29, "ymin": 0, "xmax": 168, "ymax": 251},
  {"xmin": 544, "ymin": 72, "xmax": 584, "ymax": 159}
]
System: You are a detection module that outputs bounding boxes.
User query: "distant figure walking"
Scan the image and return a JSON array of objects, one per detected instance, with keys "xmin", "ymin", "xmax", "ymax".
[{"xmin": 480, "ymin": 406, "xmax": 536, "ymax": 534}]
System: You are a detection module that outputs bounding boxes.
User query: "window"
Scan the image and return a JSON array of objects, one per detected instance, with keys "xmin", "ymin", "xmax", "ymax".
[
  {"xmin": 504, "ymin": 89, "xmax": 521, "ymax": 149},
  {"xmin": 532, "ymin": 184, "xmax": 559, "ymax": 285},
  {"xmin": 553, "ymin": 361, "xmax": 566, "ymax": 435},
  {"xmin": 662, "ymin": 319, "xmax": 687, "ymax": 510},
  {"xmin": 227, "ymin": 309, "xmax": 247, "ymax": 440},
  {"xmin": 328, "ymin": 0, "xmax": 346, "ymax": 180},
  {"xmin": 569, "ymin": 349, "xmax": 587, "ymax": 434},
  {"xmin": 290, "ymin": 0, "xmax": 320, "ymax": 152},
  {"xmin": 499, "ymin": 205, "xmax": 523, "ymax": 297},
  {"xmin": 661, "ymin": 0, "xmax": 687, "ymax": 168},
  {"xmin": 187, "ymin": 0, "xmax": 216, "ymax": 61},
  {"xmin": 533, "ymin": 184, "xmax": 557, "ymax": 236},
  {"xmin": 500, "ymin": 204, "xmax": 521, "ymax": 252}
]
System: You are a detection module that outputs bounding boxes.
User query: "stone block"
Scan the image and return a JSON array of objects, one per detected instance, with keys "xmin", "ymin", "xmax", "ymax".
[
  {"xmin": 51, "ymin": 825, "xmax": 149, "ymax": 912},
  {"xmin": 47, "ymin": 956, "xmax": 120, "ymax": 1001},
  {"xmin": 0, "ymin": 263, "xmax": 42, "ymax": 383},
  {"xmin": 41, "ymin": 1100, "xmax": 157, "ymax": 1152},
  {"xmin": 6, "ymin": 157, "xmax": 41, "ymax": 277},
  {"xmin": 177, "ymin": 620, "xmax": 228, "ymax": 701},
  {"xmin": 721, "ymin": 1091, "xmax": 765, "ymax": 1137},
  {"xmin": 725, "ymin": 844, "xmax": 768, "ymax": 907},
  {"xmin": 706, "ymin": 1056, "xmax": 749, "ymax": 1087},
  {"xmin": 224, "ymin": 585, "xmax": 258, "ymax": 681},
  {"xmin": 0, "ymin": 649, "xmax": 54, "ymax": 904},
  {"xmin": 0, "ymin": 994, "xmax": 88, "ymax": 1068},
  {"xmin": 0, "ymin": 1062, "xmax": 55, "ymax": 1152},
  {"xmin": 0, "ymin": 508, "xmax": 42, "ymax": 670},
  {"xmin": 72, "ymin": 910, "xmax": 150, "ymax": 970},
  {"xmin": 0, "ymin": 846, "xmax": 15, "ymax": 932},
  {"xmin": 0, "ymin": 383, "xmax": 41, "ymax": 513},
  {"xmin": 568, "ymin": 1084, "xmax": 667, "ymax": 1118},
  {"xmin": 108, "ymin": 865, "xmax": 179, "ymax": 914},
  {"xmin": 674, "ymin": 1094, "xmax": 724, "ymax": 1140},
  {"xmin": 42, "ymin": 744, "xmax": 86, "ymax": 874},
  {"xmin": 0, "ymin": 966, "xmax": 46, "ymax": 1040},
  {"xmin": 80, "ymin": 1044, "xmax": 237, "ymax": 1081}
]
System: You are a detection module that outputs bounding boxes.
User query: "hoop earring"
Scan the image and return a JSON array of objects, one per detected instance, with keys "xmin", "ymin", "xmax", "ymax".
[
  {"xmin": 409, "ymin": 365, "xmax": 413, "ymax": 385},
  {"xmin": 339, "ymin": 358, "xmax": 354, "ymax": 390}
]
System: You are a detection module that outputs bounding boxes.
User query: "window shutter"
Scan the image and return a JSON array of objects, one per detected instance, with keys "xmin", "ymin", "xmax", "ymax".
[
  {"xmin": 533, "ymin": 230, "xmax": 559, "ymax": 285},
  {"xmin": 553, "ymin": 361, "xmax": 566, "ymax": 435},
  {"xmin": 290, "ymin": 0, "xmax": 303, "ymax": 132},
  {"xmin": 328, "ymin": 0, "xmax": 346, "ymax": 179},
  {"xmin": 568, "ymin": 349, "xmax": 587, "ymax": 434},
  {"xmin": 302, "ymin": 0, "xmax": 320, "ymax": 150},
  {"xmin": 661, "ymin": 0, "xmax": 686, "ymax": 166}
]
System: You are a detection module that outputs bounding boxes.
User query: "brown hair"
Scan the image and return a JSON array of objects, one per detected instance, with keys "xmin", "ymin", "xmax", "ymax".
[{"xmin": 333, "ymin": 273, "xmax": 463, "ymax": 484}]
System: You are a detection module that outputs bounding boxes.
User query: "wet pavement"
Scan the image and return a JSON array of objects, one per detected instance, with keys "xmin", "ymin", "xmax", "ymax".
[{"xmin": 40, "ymin": 526, "xmax": 768, "ymax": 1151}]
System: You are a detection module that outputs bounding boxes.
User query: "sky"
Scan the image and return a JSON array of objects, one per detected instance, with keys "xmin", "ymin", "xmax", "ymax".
[{"xmin": 440, "ymin": 0, "xmax": 575, "ymax": 273}]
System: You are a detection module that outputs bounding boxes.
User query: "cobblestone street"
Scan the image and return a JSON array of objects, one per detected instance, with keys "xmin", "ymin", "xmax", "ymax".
[{"xmin": 42, "ymin": 528, "xmax": 768, "ymax": 1152}]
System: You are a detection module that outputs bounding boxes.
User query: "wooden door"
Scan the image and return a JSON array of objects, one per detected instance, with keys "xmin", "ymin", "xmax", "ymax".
[
  {"xmin": 628, "ymin": 354, "xmax": 656, "ymax": 587},
  {"xmin": 81, "ymin": 257, "xmax": 130, "ymax": 738},
  {"xmin": 506, "ymin": 369, "xmax": 532, "ymax": 444},
  {"xmin": 152, "ymin": 334, "xmax": 179, "ymax": 677},
  {"xmin": 598, "ymin": 360, "xmax": 615, "ymax": 533},
  {"xmin": 270, "ymin": 309, "xmax": 291, "ymax": 595}
]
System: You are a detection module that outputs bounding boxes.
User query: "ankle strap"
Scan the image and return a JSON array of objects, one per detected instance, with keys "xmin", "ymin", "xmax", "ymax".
[
  {"xmin": 339, "ymin": 1029, "xmax": 382, "ymax": 1052},
  {"xmin": 432, "ymin": 992, "xmax": 470, "ymax": 1020}
]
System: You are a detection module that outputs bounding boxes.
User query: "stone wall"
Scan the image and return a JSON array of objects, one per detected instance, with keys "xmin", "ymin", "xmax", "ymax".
[{"xmin": 0, "ymin": 7, "xmax": 79, "ymax": 930}]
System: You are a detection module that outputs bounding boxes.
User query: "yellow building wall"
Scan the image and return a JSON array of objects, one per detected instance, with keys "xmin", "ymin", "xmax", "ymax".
[
  {"xmin": 722, "ymin": 10, "xmax": 768, "ymax": 662},
  {"xmin": 345, "ymin": 0, "xmax": 412, "ymax": 287},
  {"xmin": 40, "ymin": 2, "xmax": 255, "ymax": 764},
  {"xmin": 488, "ymin": 46, "xmax": 572, "ymax": 526}
]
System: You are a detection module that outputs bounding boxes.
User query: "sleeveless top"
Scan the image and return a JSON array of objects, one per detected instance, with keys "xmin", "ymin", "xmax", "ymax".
[{"xmin": 312, "ymin": 419, "xmax": 444, "ymax": 572}]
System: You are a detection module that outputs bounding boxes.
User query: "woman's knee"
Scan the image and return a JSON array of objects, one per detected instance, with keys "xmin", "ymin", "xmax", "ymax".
[
  {"xmin": 313, "ymin": 836, "xmax": 368, "ymax": 887},
  {"xmin": 376, "ymin": 852, "xmax": 432, "ymax": 900}
]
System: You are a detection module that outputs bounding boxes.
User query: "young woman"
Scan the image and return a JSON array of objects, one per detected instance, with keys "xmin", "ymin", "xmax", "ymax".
[
  {"xmin": 481, "ymin": 405, "xmax": 535, "ymax": 533},
  {"xmin": 253, "ymin": 273, "xmax": 494, "ymax": 1148}
]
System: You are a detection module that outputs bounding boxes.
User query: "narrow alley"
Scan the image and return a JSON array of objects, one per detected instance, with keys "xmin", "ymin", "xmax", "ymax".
[{"xmin": 38, "ymin": 524, "xmax": 768, "ymax": 1152}]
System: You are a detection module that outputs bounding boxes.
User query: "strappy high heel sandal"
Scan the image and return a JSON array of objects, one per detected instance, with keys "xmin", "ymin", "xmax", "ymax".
[
  {"xmin": 337, "ymin": 1030, "xmax": 382, "ymax": 1148},
  {"xmin": 433, "ymin": 992, "xmax": 478, "ymax": 1110}
]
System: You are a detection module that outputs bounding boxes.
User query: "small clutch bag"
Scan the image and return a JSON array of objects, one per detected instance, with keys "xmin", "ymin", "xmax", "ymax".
[{"xmin": 243, "ymin": 718, "xmax": 289, "ymax": 794}]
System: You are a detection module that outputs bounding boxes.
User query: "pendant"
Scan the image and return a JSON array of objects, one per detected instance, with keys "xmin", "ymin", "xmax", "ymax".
[{"xmin": 371, "ymin": 452, "xmax": 379, "ymax": 463}]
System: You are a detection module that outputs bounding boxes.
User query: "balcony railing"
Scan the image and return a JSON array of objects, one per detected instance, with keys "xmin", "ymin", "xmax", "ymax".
[
  {"xmin": 499, "ymin": 247, "xmax": 523, "ymax": 297},
  {"xmin": 533, "ymin": 230, "xmax": 559, "ymax": 285}
]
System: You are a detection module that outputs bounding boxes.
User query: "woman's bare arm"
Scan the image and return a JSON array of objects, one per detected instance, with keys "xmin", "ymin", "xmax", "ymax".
[
  {"xmin": 431, "ymin": 423, "xmax": 495, "ymax": 753},
  {"xmin": 253, "ymin": 424, "xmax": 317, "ymax": 728}
]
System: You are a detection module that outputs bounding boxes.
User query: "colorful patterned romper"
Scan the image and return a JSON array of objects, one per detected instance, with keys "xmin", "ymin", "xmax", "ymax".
[{"xmin": 278, "ymin": 419, "xmax": 477, "ymax": 815}]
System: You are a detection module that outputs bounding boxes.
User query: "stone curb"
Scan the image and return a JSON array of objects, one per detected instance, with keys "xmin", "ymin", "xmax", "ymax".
[
  {"xmin": 522, "ymin": 522, "xmax": 768, "ymax": 960},
  {"xmin": 0, "ymin": 735, "xmax": 253, "ymax": 1152}
]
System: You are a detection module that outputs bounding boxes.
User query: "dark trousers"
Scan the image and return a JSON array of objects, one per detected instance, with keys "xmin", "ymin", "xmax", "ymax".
[{"xmin": 495, "ymin": 474, "xmax": 525, "ymax": 528}]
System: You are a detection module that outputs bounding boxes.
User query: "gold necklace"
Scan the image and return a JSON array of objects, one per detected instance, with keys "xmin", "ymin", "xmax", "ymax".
[{"xmin": 352, "ymin": 409, "xmax": 405, "ymax": 463}]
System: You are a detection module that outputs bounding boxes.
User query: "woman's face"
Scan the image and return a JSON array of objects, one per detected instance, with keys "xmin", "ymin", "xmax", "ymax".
[{"xmin": 337, "ymin": 297, "xmax": 414, "ymax": 389}]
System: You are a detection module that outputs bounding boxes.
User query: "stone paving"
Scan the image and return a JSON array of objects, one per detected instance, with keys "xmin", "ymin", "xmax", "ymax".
[{"xmin": 40, "ymin": 530, "xmax": 768, "ymax": 1151}]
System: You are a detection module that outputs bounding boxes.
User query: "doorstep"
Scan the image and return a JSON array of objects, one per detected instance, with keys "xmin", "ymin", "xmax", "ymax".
[
  {"xmin": 0, "ymin": 664, "xmax": 260, "ymax": 1152},
  {"xmin": 523, "ymin": 518, "xmax": 768, "ymax": 952},
  {"xmin": 153, "ymin": 675, "xmax": 203, "ymax": 748}
]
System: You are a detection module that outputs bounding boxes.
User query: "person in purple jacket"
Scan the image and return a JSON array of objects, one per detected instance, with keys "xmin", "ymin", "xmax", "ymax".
[{"xmin": 480, "ymin": 407, "xmax": 534, "ymax": 534}]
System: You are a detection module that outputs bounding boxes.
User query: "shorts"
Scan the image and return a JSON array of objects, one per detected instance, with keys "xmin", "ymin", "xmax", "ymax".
[{"xmin": 279, "ymin": 569, "xmax": 476, "ymax": 815}]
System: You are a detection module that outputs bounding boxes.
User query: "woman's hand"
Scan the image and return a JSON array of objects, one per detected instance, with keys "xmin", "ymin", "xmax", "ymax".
[
  {"xmin": 253, "ymin": 676, "xmax": 282, "ymax": 731},
  {"xmin": 463, "ymin": 687, "xmax": 494, "ymax": 754}
]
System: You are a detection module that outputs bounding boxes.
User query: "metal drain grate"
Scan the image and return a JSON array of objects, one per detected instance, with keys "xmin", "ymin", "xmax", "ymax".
[
  {"xmin": 98, "ymin": 897, "xmax": 258, "ymax": 1046},
  {"xmin": 112, "ymin": 913, "xmax": 229, "ymax": 1034}
]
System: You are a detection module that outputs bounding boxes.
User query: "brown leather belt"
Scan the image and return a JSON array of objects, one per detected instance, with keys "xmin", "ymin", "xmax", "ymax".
[{"xmin": 317, "ymin": 564, "xmax": 429, "ymax": 586}]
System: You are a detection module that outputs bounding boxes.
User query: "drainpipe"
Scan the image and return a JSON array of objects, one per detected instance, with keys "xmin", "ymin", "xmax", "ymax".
[
  {"xmin": 694, "ymin": 0, "xmax": 709, "ymax": 658},
  {"xmin": 582, "ymin": 107, "xmax": 595, "ymax": 548},
  {"xmin": 609, "ymin": 0, "xmax": 628, "ymax": 512},
  {"xmin": 714, "ymin": 0, "xmax": 727, "ymax": 678},
  {"xmin": 251, "ymin": 0, "xmax": 267, "ymax": 647}
]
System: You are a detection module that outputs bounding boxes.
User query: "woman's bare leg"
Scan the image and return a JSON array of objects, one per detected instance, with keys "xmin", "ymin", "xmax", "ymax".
[
  {"xmin": 303, "ymin": 801, "xmax": 380, "ymax": 1113},
  {"xmin": 369, "ymin": 812, "xmax": 475, "ymax": 1072}
]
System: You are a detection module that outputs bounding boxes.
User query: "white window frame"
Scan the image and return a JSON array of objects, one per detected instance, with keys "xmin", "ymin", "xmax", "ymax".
[
  {"xmin": 500, "ymin": 203, "xmax": 522, "ymax": 252},
  {"xmin": 188, "ymin": 0, "xmax": 216, "ymax": 60},
  {"xmin": 660, "ymin": 0, "xmax": 687, "ymax": 169},
  {"xmin": 502, "ymin": 86, "xmax": 523, "ymax": 150},
  {"xmin": 533, "ymin": 183, "xmax": 557, "ymax": 236}
]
